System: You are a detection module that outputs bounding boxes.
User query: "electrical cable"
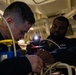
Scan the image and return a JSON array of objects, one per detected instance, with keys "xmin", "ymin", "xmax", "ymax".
[
  {"xmin": 42, "ymin": 62, "xmax": 61, "ymax": 75},
  {"xmin": 42, "ymin": 62, "xmax": 73, "ymax": 75},
  {"xmin": 0, "ymin": 13, "xmax": 17, "ymax": 57},
  {"xmin": 43, "ymin": 39, "xmax": 62, "ymax": 49}
]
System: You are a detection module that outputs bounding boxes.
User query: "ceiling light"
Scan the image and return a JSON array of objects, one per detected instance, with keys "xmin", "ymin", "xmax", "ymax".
[
  {"xmin": 30, "ymin": 27, "xmax": 34, "ymax": 30},
  {"xmin": 0, "ymin": 10, "xmax": 3, "ymax": 15},
  {"xmin": 33, "ymin": 0, "xmax": 47, "ymax": 4},
  {"xmin": 32, "ymin": 0, "xmax": 56, "ymax": 4}
]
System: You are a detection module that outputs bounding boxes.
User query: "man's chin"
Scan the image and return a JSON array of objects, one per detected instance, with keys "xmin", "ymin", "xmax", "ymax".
[
  {"xmin": 53, "ymin": 33, "xmax": 59, "ymax": 36},
  {"xmin": 54, "ymin": 34, "xmax": 58, "ymax": 37},
  {"xmin": 52, "ymin": 34, "xmax": 61, "ymax": 38}
]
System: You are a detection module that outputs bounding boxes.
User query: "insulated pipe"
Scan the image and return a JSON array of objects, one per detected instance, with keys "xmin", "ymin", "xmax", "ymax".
[
  {"xmin": 35, "ymin": 18, "xmax": 50, "ymax": 35},
  {"xmin": 64, "ymin": 8, "xmax": 76, "ymax": 18}
]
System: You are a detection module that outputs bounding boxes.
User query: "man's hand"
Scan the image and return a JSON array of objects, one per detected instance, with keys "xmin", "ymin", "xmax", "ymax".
[
  {"xmin": 36, "ymin": 49, "xmax": 55, "ymax": 65},
  {"xmin": 26, "ymin": 55, "xmax": 43, "ymax": 73}
]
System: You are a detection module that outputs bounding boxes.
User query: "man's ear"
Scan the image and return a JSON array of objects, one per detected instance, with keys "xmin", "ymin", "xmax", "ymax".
[{"xmin": 6, "ymin": 17, "xmax": 13, "ymax": 23}]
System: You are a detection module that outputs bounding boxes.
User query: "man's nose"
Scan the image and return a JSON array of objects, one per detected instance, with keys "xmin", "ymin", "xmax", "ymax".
[
  {"xmin": 21, "ymin": 35, "xmax": 24, "ymax": 38},
  {"xmin": 55, "ymin": 27, "xmax": 59, "ymax": 31}
]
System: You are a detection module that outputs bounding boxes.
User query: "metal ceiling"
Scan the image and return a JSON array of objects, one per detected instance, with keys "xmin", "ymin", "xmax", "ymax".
[{"xmin": 0, "ymin": 0, "xmax": 76, "ymax": 17}]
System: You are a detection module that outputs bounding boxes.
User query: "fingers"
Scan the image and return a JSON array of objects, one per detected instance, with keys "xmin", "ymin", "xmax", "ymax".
[
  {"xmin": 33, "ymin": 55, "xmax": 43, "ymax": 73},
  {"xmin": 36, "ymin": 49, "xmax": 55, "ymax": 64},
  {"xmin": 33, "ymin": 62, "xmax": 43, "ymax": 73},
  {"xmin": 26, "ymin": 55, "xmax": 43, "ymax": 73}
]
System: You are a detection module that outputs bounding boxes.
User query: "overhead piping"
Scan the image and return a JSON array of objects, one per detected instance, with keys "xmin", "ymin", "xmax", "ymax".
[{"xmin": 64, "ymin": 8, "xmax": 76, "ymax": 18}]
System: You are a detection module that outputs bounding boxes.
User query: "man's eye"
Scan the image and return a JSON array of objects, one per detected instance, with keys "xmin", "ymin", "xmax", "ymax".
[
  {"xmin": 20, "ymin": 31, "xmax": 26, "ymax": 35},
  {"xmin": 53, "ymin": 24, "xmax": 57, "ymax": 28}
]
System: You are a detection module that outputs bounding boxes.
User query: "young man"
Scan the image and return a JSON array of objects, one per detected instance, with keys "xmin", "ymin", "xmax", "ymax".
[
  {"xmin": 0, "ymin": 1, "xmax": 43, "ymax": 75},
  {"xmin": 37, "ymin": 16, "xmax": 76, "ymax": 75},
  {"xmin": 48, "ymin": 16, "xmax": 76, "ymax": 65},
  {"xmin": 37, "ymin": 16, "xmax": 76, "ymax": 66}
]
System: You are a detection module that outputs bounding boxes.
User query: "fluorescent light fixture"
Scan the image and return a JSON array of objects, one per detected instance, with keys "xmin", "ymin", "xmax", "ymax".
[
  {"xmin": 30, "ymin": 27, "xmax": 34, "ymax": 30},
  {"xmin": 32, "ymin": 0, "xmax": 56, "ymax": 4},
  {"xmin": 0, "ymin": 10, "xmax": 4, "ymax": 18},
  {"xmin": 18, "ymin": 0, "xmax": 56, "ymax": 5}
]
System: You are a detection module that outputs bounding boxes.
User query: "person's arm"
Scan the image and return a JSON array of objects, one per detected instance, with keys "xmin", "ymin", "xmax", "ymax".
[
  {"xmin": 0, "ymin": 55, "xmax": 43, "ymax": 75},
  {"xmin": 36, "ymin": 50, "xmax": 55, "ymax": 65},
  {"xmin": 51, "ymin": 48, "xmax": 76, "ymax": 66},
  {"xmin": 36, "ymin": 48, "xmax": 76, "ymax": 66},
  {"xmin": 0, "ymin": 57, "xmax": 32, "ymax": 75}
]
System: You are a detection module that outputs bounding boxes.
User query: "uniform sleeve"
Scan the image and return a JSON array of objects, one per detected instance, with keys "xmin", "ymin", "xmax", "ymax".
[
  {"xmin": 51, "ymin": 49, "xmax": 76, "ymax": 66},
  {"xmin": 0, "ymin": 56, "xmax": 32, "ymax": 75}
]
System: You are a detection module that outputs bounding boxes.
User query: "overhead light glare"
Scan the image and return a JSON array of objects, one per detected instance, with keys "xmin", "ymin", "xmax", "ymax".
[
  {"xmin": 0, "ymin": 10, "xmax": 3, "ymax": 15},
  {"xmin": 32, "ymin": 0, "xmax": 56, "ymax": 4}
]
